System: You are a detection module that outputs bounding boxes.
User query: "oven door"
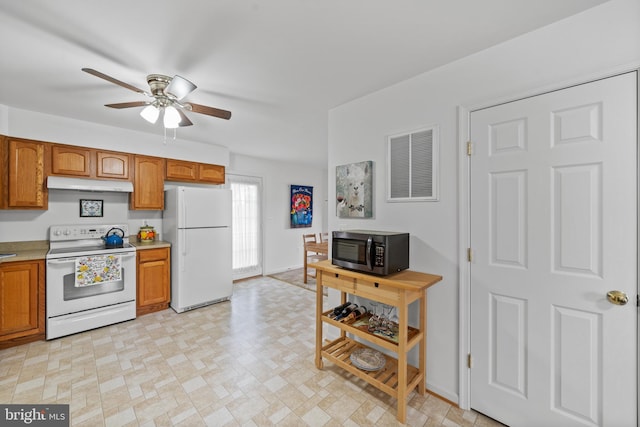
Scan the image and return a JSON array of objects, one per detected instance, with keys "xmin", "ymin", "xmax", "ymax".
[{"xmin": 46, "ymin": 251, "xmax": 136, "ymax": 318}]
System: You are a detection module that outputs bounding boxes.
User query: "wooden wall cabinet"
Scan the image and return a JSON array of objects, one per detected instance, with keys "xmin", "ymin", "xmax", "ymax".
[
  {"xmin": 51, "ymin": 144, "xmax": 130, "ymax": 180},
  {"xmin": 0, "ymin": 134, "xmax": 224, "ymax": 211},
  {"xmin": 1, "ymin": 138, "xmax": 48, "ymax": 209},
  {"xmin": 97, "ymin": 151, "xmax": 130, "ymax": 179},
  {"xmin": 137, "ymin": 247, "xmax": 170, "ymax": 316},
  {"xmin": 166, "ymin": 159, "xmax": 225, "ymax": 184},
  {"xmin": 198, "ymin": 163, "xmax": 225, "ymax": 184},
  {"xmin": 51, "ymin": 144, "xmax": 93, "ymax": 177},
  {"xmin": 0, "ymin": 260, "xmax": 45, "ymax": 349},
  {"xmin": 130, "ymin": 155, "xmax": 165, "ymax": 210}
]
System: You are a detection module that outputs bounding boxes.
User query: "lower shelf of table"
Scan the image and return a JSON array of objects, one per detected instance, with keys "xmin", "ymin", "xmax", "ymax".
[{"xmin": 319, "ymin": 336, "xmax": 422, "ymax": 399}]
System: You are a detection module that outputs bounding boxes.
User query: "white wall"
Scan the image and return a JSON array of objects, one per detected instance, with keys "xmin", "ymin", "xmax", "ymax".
[
  {"xmin": 327, "ymin": 0, "xmax": 640, "ymax": 403},
  {"xmin": 228, "ymin": 153, "xmax": 327, "ymax": 275}
]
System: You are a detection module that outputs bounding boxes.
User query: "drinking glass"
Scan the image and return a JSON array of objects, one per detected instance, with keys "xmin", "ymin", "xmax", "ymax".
[{"xmin": 368, "ymin": 301, "xmax": 380, "ymax": 332}]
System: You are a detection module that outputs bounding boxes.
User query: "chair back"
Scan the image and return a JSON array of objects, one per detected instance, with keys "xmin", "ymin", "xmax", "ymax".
[
  {"xmin": 303, "ymin": 233, "xmax": 317, "ymax": 247},
  {"xmin": 319, "ymin": 232, "xmax": 329, "ymax": 243}
]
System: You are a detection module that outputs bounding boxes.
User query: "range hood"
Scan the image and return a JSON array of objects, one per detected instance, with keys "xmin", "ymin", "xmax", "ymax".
[{"xmin": 47, "ymin": 176, "xmax": 134, "ymax": 192}]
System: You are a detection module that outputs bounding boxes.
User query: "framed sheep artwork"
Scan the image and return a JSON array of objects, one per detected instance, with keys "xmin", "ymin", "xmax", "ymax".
[{"xmin": 336, "ymin": 160, "xmax": 373, "ymax": 218}]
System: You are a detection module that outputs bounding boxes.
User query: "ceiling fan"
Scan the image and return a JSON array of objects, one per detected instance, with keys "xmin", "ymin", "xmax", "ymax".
[{"xmin": 82, "ymin": 68, "xmax": 231, "ymax": 128}]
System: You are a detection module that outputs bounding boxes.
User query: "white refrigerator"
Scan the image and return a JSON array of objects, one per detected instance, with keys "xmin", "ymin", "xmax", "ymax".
[{"xmin": 163, "ymin": 187, "xmax": 233, "ymax": 313}]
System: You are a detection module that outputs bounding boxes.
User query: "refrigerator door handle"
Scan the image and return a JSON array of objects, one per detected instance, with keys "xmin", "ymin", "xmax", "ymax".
[
  {"xmin": 181, "ymin": 188, "xmax": 187, "ymax": 228},
  {"xmin": 180, "ymin": 230, "xmax": 187, "ymax": 271}
]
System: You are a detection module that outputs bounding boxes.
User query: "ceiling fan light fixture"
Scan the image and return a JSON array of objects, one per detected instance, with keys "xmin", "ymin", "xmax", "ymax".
[
  {"xmin": 140, "ymin": 104, "xmax": 160, "ymax": 124},
  {"xmin": 166, "ymin": 75, "xmax": 197, "ymax": 100},
  {"xmin": 163, "ymin": 105, "xmax": 181, "ymax": 128}
]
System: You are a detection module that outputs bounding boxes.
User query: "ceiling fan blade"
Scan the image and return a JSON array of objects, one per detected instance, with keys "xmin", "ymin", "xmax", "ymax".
[
  {"xmin": 177, "ymin": 109, "xmax": 193, "ymax": 127},
  {"xmin": 105, "ymin": 101, "xmax": 149, "ymax": 109},
  {"xmin": 82, "ymin": 68, "xmax": 148, "ymax": 95},
  {"xmin": 166, "ymin": 75, "xmax": 197, "ymax": 100},
  {"xmin": 187, "ymin": 103, "xmax": 232, "ymax": 120}
]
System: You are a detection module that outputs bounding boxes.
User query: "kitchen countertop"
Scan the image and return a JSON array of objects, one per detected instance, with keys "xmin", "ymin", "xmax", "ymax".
[
  {"xmin": 0, "ymin": 240, "xmax": 49, "ymax": 263},
  {"xmin": 0, "ymin": 238, "xmax": 171, "ymax": 263},
  {"xmin": 128, "ymin": 237, "xmax": 171, "ymax": 250}
]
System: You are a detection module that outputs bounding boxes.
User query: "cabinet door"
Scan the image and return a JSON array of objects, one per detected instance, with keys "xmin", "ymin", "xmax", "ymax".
[
  {"xmin": 137, "ymin": 248, "xmax": 170, "ymax": 313},
  {"xmin": 198, "ymin": 163, "xmax": 225, "ymax": 184},
  {"xmin": 165, "ymin": 159, "xmax": 197, "ymax": 182},
  {"xmin": 97, "ymin": 151, "xmax": 130, "ymax": 179},
  {"xmin": 131, "ymin": 156, "xmax": 165, "ymax": 210},
  {"xmin": 51, "ymin": 145, "xmax": 93, "ymax": 177},
  {"xmin": 0, "ymin": 261, "xmax": 41, "ymax": 338},
  {"xmin": 7, "ymin": 139, "xmax": 47, "ymax": 209}
]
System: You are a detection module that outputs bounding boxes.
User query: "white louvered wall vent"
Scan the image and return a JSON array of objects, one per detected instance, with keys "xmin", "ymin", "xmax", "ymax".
[{"xmin": 387, "ymin": 125, "xmax": 439, "ymax": 202}]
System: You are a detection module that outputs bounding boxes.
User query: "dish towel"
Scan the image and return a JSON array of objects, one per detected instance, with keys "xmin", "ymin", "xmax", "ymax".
[{"xmin": 75, "ymin": 254, "xmax": 122, "ymax": 287}]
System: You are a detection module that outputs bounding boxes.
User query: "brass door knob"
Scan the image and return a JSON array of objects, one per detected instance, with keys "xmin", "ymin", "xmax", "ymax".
[{"xmin": 606, "ymin": 290, "xmax": 628, "ymax": 306}]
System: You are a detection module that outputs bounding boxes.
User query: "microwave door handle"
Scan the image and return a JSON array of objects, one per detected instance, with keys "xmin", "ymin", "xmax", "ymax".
[{"xmin": 366, "ymin": 236, "xmax": 373, "ymax": 270}]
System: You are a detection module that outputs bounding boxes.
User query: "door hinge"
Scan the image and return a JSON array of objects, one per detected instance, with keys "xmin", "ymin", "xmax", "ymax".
[
  {"xmin": 637, "ymin": 294, "xmax": 639, "ymax": 307},
  {"xmin": 467, "ymin": 248, "xmax": 473, "ymax": 262},
  {"xmin": 468, "ymin": 353, "xmax": 473, "ymax": 369},
  {"xmin": 467, "ymin": 141, "xmax": 473, "ymax": 156}
]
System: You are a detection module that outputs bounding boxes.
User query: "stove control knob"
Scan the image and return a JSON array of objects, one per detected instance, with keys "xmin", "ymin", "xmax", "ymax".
[
  {"xmin": 53, "ymin": 229, "xmax": 61, "ymax": 236},
  {"xmin": 63, "ymin": 229, "xmax": 71, "ymax": 236}
]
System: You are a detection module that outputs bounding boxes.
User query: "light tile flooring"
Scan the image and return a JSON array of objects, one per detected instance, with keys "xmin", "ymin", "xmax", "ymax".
[{"xmin": 0, "ymin": 276, "xmax": 504, "ymax": 426}]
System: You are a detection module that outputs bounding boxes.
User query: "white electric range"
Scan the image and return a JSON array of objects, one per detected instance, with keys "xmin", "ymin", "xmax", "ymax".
[{"xmin": 46, "ymin": 224, "xmax": 137, "ymax": 339}]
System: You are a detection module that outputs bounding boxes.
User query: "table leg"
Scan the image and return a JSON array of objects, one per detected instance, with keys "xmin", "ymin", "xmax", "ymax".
[
  {"xmin": 419, "ymin": 290, "xmax": 426, "ymax": 395},
  {"xmin": 303, "ymin": 248, "xmax": 308, "ymax": 283},
  {"xmin": 315, "ymin": 270, "xmax": 323, "ymax": 369},
  {"xmin": 397, "ymin": 295, "xmax": 408, "ymax": 423}
]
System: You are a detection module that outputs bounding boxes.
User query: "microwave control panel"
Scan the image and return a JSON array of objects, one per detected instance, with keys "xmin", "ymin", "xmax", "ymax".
[{"xmin": 375, "ymin": 245, "xmax": 385, "ymax": 266}]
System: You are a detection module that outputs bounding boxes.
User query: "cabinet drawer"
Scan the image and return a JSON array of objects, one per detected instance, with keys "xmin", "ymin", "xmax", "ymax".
[
  {"xmin": 137, "ymin": 248, "xmax": 168, "ymax": 263},
  {"xmin": 353, "ymin": 278, "xmax": 400, "ymax": 305},
  {"xmin": 321, "ymin": 273, "xmax": 355, "ymax": 292}
]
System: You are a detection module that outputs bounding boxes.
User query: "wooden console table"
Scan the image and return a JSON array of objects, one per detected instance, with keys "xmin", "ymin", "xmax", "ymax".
[{"xmin": 311, "ymin": 259, "xmax": 442, "ymax": 423}]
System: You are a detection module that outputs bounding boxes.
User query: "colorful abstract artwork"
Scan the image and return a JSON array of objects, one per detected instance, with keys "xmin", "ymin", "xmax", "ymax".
[{"xmin": 290, "ymin": 185, "xmax": 313, "ymax": 228}]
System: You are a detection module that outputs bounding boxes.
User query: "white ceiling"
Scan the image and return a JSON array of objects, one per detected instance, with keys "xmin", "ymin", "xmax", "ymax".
[{"xmin": 0, "ymin": 1, "xmax": 606, "ymax": 167}]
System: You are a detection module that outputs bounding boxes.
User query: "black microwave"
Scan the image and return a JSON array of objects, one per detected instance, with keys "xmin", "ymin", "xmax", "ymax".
[{"xmin": 332, "ymin": 230, "xmax": 409, "ymax": 275}]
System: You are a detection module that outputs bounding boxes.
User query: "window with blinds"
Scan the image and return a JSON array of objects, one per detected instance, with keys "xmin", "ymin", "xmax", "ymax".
[{"xmin": 387, "ymin": 125, "xmax": 439, "ymax": 202}]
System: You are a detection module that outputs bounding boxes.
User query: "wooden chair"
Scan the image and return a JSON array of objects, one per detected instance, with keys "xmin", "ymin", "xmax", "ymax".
[
  {"xmin": 319, "ymin": 232, "xmax": 329, "ymax": 243},
  {"xmin": 303, "ymin": 233, "xmax": 328, "ymax": 282}
]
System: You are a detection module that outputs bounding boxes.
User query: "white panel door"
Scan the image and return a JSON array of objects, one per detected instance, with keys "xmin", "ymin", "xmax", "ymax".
[{"xmin": 469, "ymin": 72, "xmax": 637, "ymax": 426}]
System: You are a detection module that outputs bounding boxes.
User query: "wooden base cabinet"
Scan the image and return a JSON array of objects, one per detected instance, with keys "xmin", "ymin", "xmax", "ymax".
[
  {"xmin": 312, "ymin": 259, "xmax": 442, "ymax": 423},
  {"xmin": 136, "ymin": 247, "xmax": 170, "ymax": 316},
  {"xmin": 0, "ymin": 260, "xmax": 45, "ymax": 349}
]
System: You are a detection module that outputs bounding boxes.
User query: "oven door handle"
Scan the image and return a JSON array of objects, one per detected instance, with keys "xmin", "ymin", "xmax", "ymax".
[
  {"xmin": 47, "ymin": 252, "xmax": 136, "ymax": 264},
  {"xmin": 47, "ymin": 258, "xmax": 77, "ymax": 264}
]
